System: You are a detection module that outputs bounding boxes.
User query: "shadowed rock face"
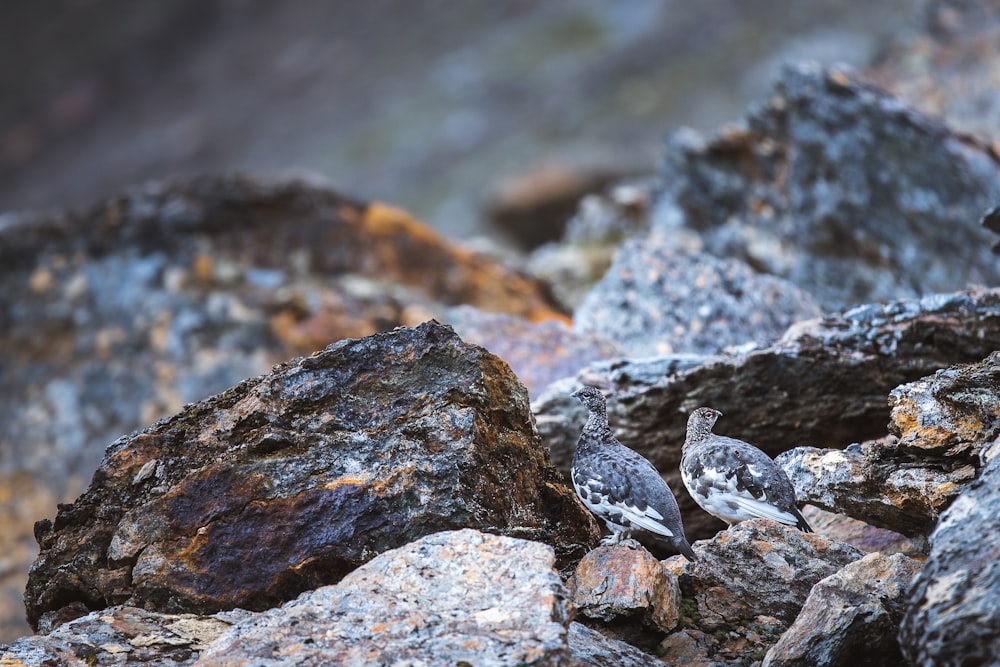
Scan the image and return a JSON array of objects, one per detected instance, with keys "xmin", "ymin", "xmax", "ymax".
[
  {"xmin": 24, "ymin": 321, "xmax": 598, "ymax": 631},
  {"xmin": 536, "ymin": 288, "xmax": 1000, "ymax": 539}
]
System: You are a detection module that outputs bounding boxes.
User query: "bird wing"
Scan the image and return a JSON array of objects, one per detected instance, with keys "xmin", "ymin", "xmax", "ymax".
[{"xmin": 575, "ymin": 451, "xmax": 677, "ymax": 538}]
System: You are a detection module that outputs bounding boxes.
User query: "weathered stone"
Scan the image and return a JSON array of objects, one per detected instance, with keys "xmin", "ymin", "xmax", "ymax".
[
  {"xmin": 654, "ymin": 62, "xmax": 1000, "ymax": 310},
  {"xmin": 569, "ymin": 545, "xmax": 680, "ymax": 633},
  {"xmin": 195, "ymin": 529, "xmax": 570, "ymax": 667},
  {"xmin": 536, "ymin": 288, "xmax": 1000, "ymax": 539},
  {"xmin": 0, "ymin": 606, "xmax": 243, "ymax": 667},
  {"xmin": 799, "ymin": 506, "xmax": 916, "ymax": 556},
  {"xmin": 763, "ymin": 552, "xmax": 922, "ymax": 667},
  {"xmin": 574, "ymin": 240, "xmax": 821, "ymax": 357},
  {"xmin": 24, "ymin": 321, "xmax": 598, "ymax": 630},
  {"xmin": 899, "ymin": 441, "xmax": 1000, "ymax": 666},
  {"xmin": 567, "ymin": 622, "xmax": 666, "ymax": 667},
  {"xmin": 446, "ymin": 305, "xmax": 623, "ymax": 398},
  {"xmin": 674, "ymin": 520, "xmax": 863, "ymax": 631},
  {"xmin": 779, "ymin": 352, "xmax": 1000, "ymax": 536}
]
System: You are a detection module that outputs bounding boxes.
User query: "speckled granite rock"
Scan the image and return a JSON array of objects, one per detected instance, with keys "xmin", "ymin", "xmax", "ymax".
[
  {"xmin": 195, "ymin": 529, "xmax": 570, "ymax": 667},
  {"xmin": 24, "ymin": 321, "xmax": 597, "ymax": 631}
]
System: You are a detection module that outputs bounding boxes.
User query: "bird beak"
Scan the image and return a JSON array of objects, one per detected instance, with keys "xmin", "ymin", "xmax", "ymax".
[{"xmin": 570, "ymin": 388, "xmax": 581, "ymax": 399}]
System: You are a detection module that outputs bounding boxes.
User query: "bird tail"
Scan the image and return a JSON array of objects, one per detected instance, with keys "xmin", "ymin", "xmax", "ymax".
[
  {"xmin": 793, "ymin": 507, "xmax": 813, "ymax": 533},
  {"xmin": 675, "ymin": 537, "xmax": 697, "ymax": 561}
]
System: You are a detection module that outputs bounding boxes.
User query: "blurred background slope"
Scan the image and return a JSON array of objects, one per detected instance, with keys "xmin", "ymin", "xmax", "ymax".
[{"xmin": 0, "ymin": 0, "xmax": 917, "ymax": 242}]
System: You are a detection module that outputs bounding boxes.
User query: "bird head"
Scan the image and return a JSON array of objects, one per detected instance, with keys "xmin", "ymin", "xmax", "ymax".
[
  {"xmin": 686, "ymin": 407, "xmax": 722, "ymax": 442},
  {"xmin": 571, "ymin": 385, "xmax": 608, "ymax": 414}
]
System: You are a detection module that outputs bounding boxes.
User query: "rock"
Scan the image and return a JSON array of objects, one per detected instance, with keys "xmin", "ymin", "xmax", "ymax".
[
  {"xmin": 675, "ymin": 520, "xmax": 863, "ymax": 631},
  {"xmin": 569, "ymin": 545, "xmax": 681, "ymax": 633},
  {"xmin": 799, "ymin": 506, "xmax": 917, "ymax": 556},
  {"xmin": 573, "ymin": 240, "xmax": 822, "ymax": 356},
  {"xmin": 446, "ymin": 305, "xmax": 623, "ymax": 398},
  {"xmin": 0, "ymin": 605, "xmax": 244, "ymax": 666},
  {"xmin": 653, "ymin": 63, "xmax": 1000, "ymax": 310},
  {"xmin": 567, "ymin": 621, "xmax": 666, "ymax": 666},
  {"xmin": 898, "ymin": 441, "xmax": 1000, "ymax": 666},
  {"xmin": 763, "ymin": 552, "xmax": 922, "ymax": 667},
  {"xmin": 195, "ymin": 529, "xmax": 571, "ymax": 667},
  {"xmin": 536, "ymin": 288, "xmax": 1000, "ymax": 539},
  {"xmin": 779, "ymin": 351, "xmax": 1000, "ymax": 536},
  {"xmin": 24, "ymin": 321, "xmax": 598, "ymax": 631}
]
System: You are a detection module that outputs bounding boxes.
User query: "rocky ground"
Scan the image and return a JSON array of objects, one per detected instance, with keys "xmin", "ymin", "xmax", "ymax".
[{"xmin": 3, "ymin": 1, "xmax": 1000, "ymax": 665}]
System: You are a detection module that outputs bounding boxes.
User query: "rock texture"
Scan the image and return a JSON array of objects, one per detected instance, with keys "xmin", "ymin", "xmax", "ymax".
[
  {"xmin": 763, "ymin": 552, "xmax": 922, "ymax": 667},
  {"xmin": 537, "ymin": 288, "xmax": 1000, "ymax": 538},
  {"xmin": 195, "ymin": 529, "xmax": 570, "ymax": 667},
  {"xmin": 569, "ymin": 545, "xmax": 681, "ymax": 633},
  {"xmin": 779, "ymin": 351, "xmax": 1000, "ymax": 536},
  {"xmin": 24, "ymin": 321, "xmax": 597, "ymax": 631},
  {"xmin": 799, "ymin": 506, "xmax": 916, "ymax": 557},
  {"xmin": 675, "ymin": 520, "xmax": 862, "ymax": 631},
  {"xmin": 653, "ymin": 62, "xmax": 1000, "ymax": 310},
  {"xmin": 0, "ymin": 605, "xmax": 245, "ymax": 666},
  {"xmin": 573, "ymin": 240, "xmax": 821, "ymax": 356},
  {"xmin": 899, "ymin": 441, "xmax": 1000, "ymax": 667}
]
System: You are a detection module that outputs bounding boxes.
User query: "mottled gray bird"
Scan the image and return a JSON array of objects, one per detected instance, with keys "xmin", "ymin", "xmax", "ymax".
[
  {"xmin": 681, "ymin": 407, "xmax": 811, "ymax": 532},
  {"xmin": 571, "ymin": 386, "xmax": 696, "ymax": 560}
]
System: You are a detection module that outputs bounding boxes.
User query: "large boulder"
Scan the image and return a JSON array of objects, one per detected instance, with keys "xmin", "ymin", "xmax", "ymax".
[
  {"xmin": 763, "ymin": 552, "xmax": 922, "ymax": 667},
  {"xmin": 654, "ymin": 62, "xmax": 1000, "ymax": 310},
  {"xmin": 779, "ymin": 351, "xmax": 1000, "ymax": 536},
  {"xmin": 536, "ymin": 288, "xmax": 1000, "ymax": 539},
  {"xmin": 196, "ymin": 529, "xmax": 570, "ymax": 667},
  {"xmin": 24, "ymin": 321, "xmax": 597, "ymax": 631},
  {"xmin": 898, "ymin": 440, "xmax": 1000, "ymax": 666}
]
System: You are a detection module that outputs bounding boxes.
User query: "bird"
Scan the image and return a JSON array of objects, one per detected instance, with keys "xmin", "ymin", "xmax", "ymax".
[
  {"xmin": 570, "ymin": 385, "xmax": 697, "ymax": 560},
  {"xmin": 680, "ymin": 407, "xmax": 812, "ymax": 532}
]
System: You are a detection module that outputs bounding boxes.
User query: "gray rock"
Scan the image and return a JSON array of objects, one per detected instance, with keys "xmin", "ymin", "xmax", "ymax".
[
  {"xmin": 673, "ymin": 519, "xmax": 863, "ymax": 631},
  {"xmin": 763, "ymin": 552, "xmax": 922, "ymax": 667},
  {"xmin": 798, "ymin": 505, "xmax": 917, "ymax": 556},
  {"xmin": 569, "ymin": 545, "xmax": 681, "ymax": 633},
  {"xmin": 536, "ymin": 288, "xmax": 1000, "ymax": 539},
  {"xmin": 0, "ymin": 605, "xmax": 243, "ymax": 666},
  {"xmin": 195, "ymin": 529, "xmax": 571, "ymax": 667},
  {"xmin": 898, "ymin": 441, "xmax": 1000, "ymax": 666},
  {"xmin": 567, "ymin": 622, "xmax": 666, "ymax": 667},
  {"xmin": 25, "ymin": 321, "xmax": 598, "ymax": 631},
  {"xmin": 654, "ymin": 62, "xmax": 1000, "ymax": 310},
  {"xmin": 778, "ymin": 351, "xmax": 1000, "ymax": 536},
  {"xmin": 573, "ymin": 240, "xmax": 821, "ymax": 357}
]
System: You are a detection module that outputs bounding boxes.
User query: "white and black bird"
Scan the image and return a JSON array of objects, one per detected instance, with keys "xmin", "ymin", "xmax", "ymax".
[
  {"xmin": 681, "ymin": 407, "xmax": 811, "ymax": 532},
  {"xmin": 571, "ymin": 386, "xmax": 696, "ymax": 560}
]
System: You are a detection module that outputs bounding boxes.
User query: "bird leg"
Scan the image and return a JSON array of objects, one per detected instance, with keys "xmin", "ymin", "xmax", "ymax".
[{"xmin": 601, "ymin": 530, "xmax": 641, "ymax": 549}]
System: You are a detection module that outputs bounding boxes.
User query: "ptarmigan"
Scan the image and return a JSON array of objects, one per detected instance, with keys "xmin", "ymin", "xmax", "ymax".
[
  {"xmin": 571, "ymin": 386, "xmax": 696, "ymax": 560},
  {"xmin": 681, "ymin": 407, "xmax": 812, "ymax": 532}
]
